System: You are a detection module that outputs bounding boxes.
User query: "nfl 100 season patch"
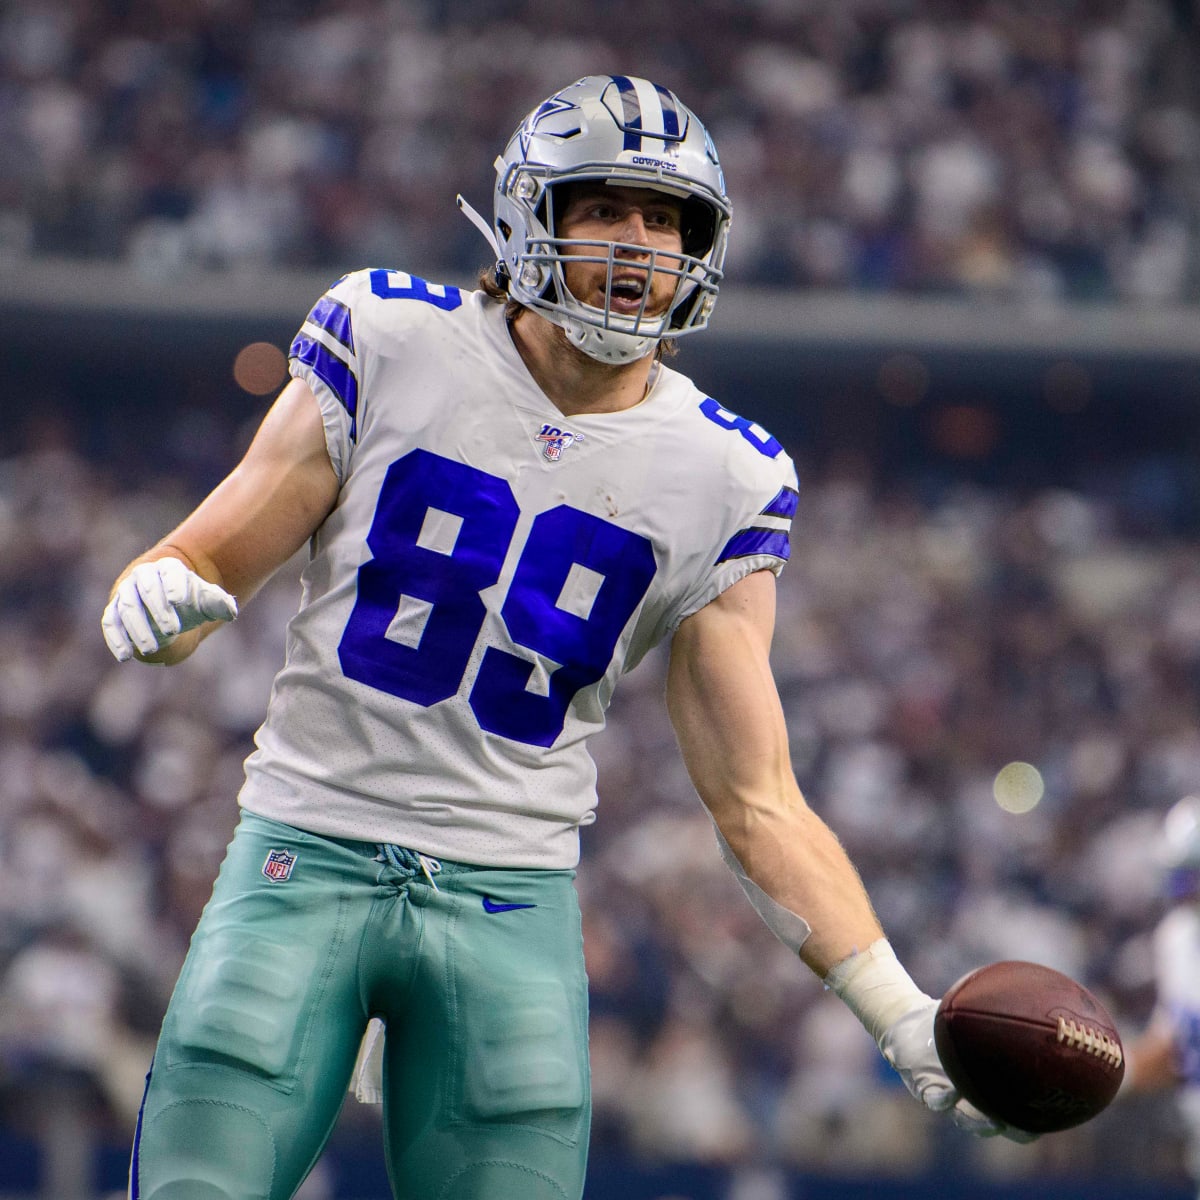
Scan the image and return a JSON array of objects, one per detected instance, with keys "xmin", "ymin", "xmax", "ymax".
[
  {"xmin": 535, "ymin": 423, "xmax": 585, "ymax": 462},
  {"xmin": 262, "ymin": 848, "xmax": 298, "ymax": 882}
]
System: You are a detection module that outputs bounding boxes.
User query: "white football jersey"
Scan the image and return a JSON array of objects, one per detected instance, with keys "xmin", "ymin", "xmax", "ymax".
[
  {"xmin": 239, "ymin": 269, "xmax": 797, "ymax": 868},
  {"xmin": 1153, "ymin": 905, "xmax": 1200, "ymax": 1163}
]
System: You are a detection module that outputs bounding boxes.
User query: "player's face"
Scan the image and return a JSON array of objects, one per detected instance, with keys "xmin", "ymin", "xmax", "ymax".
[{"xmin": 555, "ymin": 184, "xmax": 685, "ymax": 319}]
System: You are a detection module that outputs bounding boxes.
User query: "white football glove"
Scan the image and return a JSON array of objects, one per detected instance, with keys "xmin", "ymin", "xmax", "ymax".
[
  {"xmin": 102, "ymin": 557, "xmax": 238, "ymax": 662},
  {"xmin": 880, "ymin": 998, "xmax": 1040, "ymax": 1143},
  {"xmin": 825, "ymin": 941, "xmax": 1038, "ymax": 1144}
]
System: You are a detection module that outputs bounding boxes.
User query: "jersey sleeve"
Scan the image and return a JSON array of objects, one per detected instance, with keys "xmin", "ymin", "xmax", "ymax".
[
  {"xmin": 287, "ymin": 272, "xmax": 366, "ymax": 485},
  {"xmin": 668, "ymin": 440, "xmax": 799, "ymax": 631}
]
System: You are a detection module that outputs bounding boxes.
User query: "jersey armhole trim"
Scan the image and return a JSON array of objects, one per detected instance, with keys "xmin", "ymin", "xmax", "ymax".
[
  {"xmin": 667, "ymin": 555, "xmax": 785, "ymax": 635},
  {"xmin": 290, "ymin": 360, "xmax": 352, "ymax": 485}
]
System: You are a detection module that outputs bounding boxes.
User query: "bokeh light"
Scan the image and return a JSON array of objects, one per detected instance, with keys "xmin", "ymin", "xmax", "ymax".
[
  {"xmin": 929, "ymin": 404, "xmax": 1000, "ymax": 459},
  {"xmin": 993, "ymin": 761, "xmax": 1045, "ymax": 814},
  {"xmin": 233, "ymin": 342, "xmax": 287, "ymax": 396}
]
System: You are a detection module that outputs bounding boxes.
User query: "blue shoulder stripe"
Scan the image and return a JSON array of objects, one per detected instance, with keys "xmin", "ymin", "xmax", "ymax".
[
  {"xmin": 716, "ymin": 527, "xmax": 791, "ymax": 564},
  {"xmin": 289, "ymin": 333, "xmax": 358, "ymax": 440},
  {"xmin": 307, "ymin": 293, "xmax": 355, "ymax": 353},
  {"xmin": 761, "ymin": 485, "xmax": 799, "ymax": 519}
]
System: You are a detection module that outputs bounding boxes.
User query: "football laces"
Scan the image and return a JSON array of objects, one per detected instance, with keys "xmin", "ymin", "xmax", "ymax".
[{"xmin": 1056, "ymin": 1016, "xmax": 1124, "ymax": 1069}]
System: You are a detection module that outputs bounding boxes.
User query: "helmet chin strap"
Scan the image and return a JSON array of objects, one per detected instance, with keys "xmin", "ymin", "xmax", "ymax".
[{"xmin": 456, "ymin": 194, "xmax": 499, "ymax": 255}]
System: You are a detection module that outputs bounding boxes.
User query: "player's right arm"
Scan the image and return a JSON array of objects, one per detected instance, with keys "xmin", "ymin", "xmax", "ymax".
[
  {"xmin": 1123, "ymin": 1022, "xmax": 1182, "ymax": 1092},
  {"xmin": 102, "ymin": 376, "xmax": 339, "ymax": 664}
]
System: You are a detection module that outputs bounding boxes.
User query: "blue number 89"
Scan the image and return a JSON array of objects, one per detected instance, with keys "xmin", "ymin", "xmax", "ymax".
[{"xmin": 338, "ymin": 449, "xmax": 656, "ymax": 747}]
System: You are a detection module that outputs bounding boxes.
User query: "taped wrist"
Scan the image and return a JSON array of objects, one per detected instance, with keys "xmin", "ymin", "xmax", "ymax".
[
  {"xmin": 712, "ymin": 824, "xmax": 812, "ymax": 955},
  {"xmin": 823, "ymin": 938, "xmax": 931, "ymax": 1045}
]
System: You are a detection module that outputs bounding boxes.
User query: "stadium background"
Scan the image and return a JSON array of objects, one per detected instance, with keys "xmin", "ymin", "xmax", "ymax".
[{"xmin": 2, "ymin": 1, "xmax": 1200, "ymax": 1197}]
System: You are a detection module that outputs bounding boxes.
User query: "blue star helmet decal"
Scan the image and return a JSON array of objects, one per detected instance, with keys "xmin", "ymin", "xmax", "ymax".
[{"xmin": 518, "ymin": 95, "xmax": 581, "ymax": 157}]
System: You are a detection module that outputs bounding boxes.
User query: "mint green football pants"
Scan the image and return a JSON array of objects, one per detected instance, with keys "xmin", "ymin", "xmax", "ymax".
[{"xmin": 130, "ymin": 811, "xmax": 591, "ymax": 1200}]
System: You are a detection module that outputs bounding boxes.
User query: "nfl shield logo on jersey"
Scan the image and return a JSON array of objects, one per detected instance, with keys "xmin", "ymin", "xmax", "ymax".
[
  {"xmin": 262, "ymin": 849, "xmax": 298, "ymax": 882},
  {"xmin": 535, "ymin": 424, "xmax": 585, "ymax": 461}
]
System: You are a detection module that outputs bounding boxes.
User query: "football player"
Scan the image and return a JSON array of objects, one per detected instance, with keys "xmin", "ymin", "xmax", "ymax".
[
  {"xmin": 1123, "ymin": 796, "xmax": 1200, "ymax": 1194},
  {"xmin": 102, "ymin": 75, "xmax": 1025, "ymax": 1200}
]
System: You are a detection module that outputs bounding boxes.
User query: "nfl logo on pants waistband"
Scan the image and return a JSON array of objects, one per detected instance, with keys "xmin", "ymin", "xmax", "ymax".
[{"xmin": 262, "ymin": 849, "xmax": 298, "ymax": 882}]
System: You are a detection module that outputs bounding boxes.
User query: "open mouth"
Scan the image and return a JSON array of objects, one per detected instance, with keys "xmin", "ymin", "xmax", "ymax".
[{"xmin": 606, "ymin": 273, "xmax": 651, "ymax": 313}]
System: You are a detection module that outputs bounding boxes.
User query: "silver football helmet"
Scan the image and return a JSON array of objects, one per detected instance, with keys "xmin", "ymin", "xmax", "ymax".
[{"xmin": 459, "ymin": 74, "xmax": 732, "ymax": 364}]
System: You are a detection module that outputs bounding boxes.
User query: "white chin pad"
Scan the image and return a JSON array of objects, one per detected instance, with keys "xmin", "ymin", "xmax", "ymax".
[
  {"xmin": 563, "ymin": 318, "xmax": 656, "ymax": 364},
  {"xmin": 713, "ymin": 824, "xmax": 812, "ymax": 955}
]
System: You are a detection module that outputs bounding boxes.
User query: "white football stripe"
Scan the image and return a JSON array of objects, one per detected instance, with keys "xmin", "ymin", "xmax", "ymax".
[{"xmin": 630, "ymin": 76, "xmax": 665, "ymax": 138}]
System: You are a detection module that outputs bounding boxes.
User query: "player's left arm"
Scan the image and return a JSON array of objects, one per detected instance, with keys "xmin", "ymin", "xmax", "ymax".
[
  {"xmin": 666, "ymin": 568, "xmax": 883, "ymax": 975},
  {"xmin": 667, "ymin": 569, "xmax": 1021, "ymax": 1139}
]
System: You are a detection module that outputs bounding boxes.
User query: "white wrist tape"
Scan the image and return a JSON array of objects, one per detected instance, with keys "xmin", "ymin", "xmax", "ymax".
[
  {"xmin": 713, "ymin": 824, "xmax": 812, "ymax": 955},
  {"xmin": 823, "ymin": 939, "xmax": 930, "ymax": 1045}
]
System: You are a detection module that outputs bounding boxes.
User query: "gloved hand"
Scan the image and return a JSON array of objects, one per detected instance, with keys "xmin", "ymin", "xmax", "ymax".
[
  {"xmin": 880, "ymin": 998, "xmax": 1040, "ymax": 1143},
  {"xmin": 102, "ymin": 557, "xmax": 238, "ymax": 661}
]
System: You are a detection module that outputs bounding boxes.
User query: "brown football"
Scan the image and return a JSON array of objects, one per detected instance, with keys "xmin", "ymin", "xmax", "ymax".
[{"xmin": 933, "ymin": 960, "xmax": 1125, "ymax": 1134}]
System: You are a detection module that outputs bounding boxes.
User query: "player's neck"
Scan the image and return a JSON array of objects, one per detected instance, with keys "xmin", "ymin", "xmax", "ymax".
[{"xmin": 509, "ymin": 310, "xmax": 656, "ymax": 418}]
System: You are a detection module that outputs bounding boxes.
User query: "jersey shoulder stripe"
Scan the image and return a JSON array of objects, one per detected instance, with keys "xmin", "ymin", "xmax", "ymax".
[
  {"xmin": 761, "ymin": 484, "xmax": 800, "ymax": 519},
  {"xmin": 719, "ymin": 482, "xmax": 799, "ymax": 564},
  {"xmin": 290, "ymin": 331, "xmax": 359, "ymax": 439},
  {"xmin": 290, "ymin": 281, "xmax": 367, "ymax": 438},
  {"xmin": 669, "ymin": 387, "xmax": 798, "ymax": 571},
  {"xmin": 716, "ymin": 526, "xmax": 791, "ymax": 564},
  {"xmin": 308, "ymin": 292, "xmax": 356, "ymax": 353},
  {"xmin": 288, "ymin": 268, "xmax": 468, "ymax": 459}
]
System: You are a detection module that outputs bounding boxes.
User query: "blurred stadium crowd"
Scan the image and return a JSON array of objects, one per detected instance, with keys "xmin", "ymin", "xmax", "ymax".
[
  {"xmin": 0, "ymin": 412, "xmax": 1194, "ymax": 1189},
  {"xmin": 5, "ymin": 0, "xmax": 1200, "ymax": 1195},
  {"xmin": 2, "ymin": 0, "xmax": 1200, "ymax": 301}
]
